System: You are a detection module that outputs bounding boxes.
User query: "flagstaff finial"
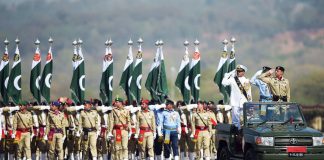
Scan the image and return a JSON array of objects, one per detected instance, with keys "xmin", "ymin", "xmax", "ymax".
[
  {"xmin": 35, "ymin": 39, "xmax": 40, "ymax": 46},
  {"xmin": 78, "ymin": 38, "xmax": 83, "ymax": 45},
  {"xmin": 155, "ymin": 40, "xmax": 160, "ymax": 46},
  {"xmin": 48, "ymin": 37, "xmax": 54, "ymax": 44},
  {"xmin": 128, "ymin": 38, "xmax": 133, "ymax": 45},
  {"xmin": 105, "ymin": 38, "xmax": 113, "ymax": 47},
  {"xmin": 137, "ymin": 37, "xmax": 143, "ymax": 45},
  {"xmin": 230, "ymin": 37, "xmax": 236, "ymax": 44},
  {"xmin": 4, "ymin": 38, "xmax": 9, "ymax": 46},
  {"xmin": 15, "ymin": 37, "xmax": 20, "ymax": 45},
  {"xmin": 194, "ymin": 39, "xmax": 200, "ymax": 46},
  {"xmin": 222, "ymin": 39, "xmax": 228, "ymax": 45},
  {"xmin": 73, "ymin": 40, "xmax": 78, "ymax": 46},
  {"xmin": 184, "ymin": 40, "xmax": 189, "ymax": 47},
  {"xmin": 159, "ymin": 40, "xmax": 164, "ymax": 46}
]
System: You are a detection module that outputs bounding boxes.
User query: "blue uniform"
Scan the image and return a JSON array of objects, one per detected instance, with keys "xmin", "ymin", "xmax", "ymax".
[
  {"xmin": 149, "ymin": 105, "xmax": 164, "ymax": 156},
  {"xmin": 251, "ymin": 70, "xmax": 272, "ymax": 102},
  {"xmin": 158, "ymin": 109, "xmax": 181, "ymax": 158}
]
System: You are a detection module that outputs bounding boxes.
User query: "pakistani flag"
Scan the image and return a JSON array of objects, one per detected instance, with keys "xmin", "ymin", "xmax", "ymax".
[
  {"xmin": 0, "ymin": 43, "xmax": 10, "ymax": 105},
  {"xmin": 145, "ymin": 44, "xmax": 159, "ymax": 101},
  {"xmin": 7, "ymin": 43, "xmax": 22, "ymax": 104},
  {"xmin": 99, "ymin": 43, "xmax": 113, "ymax": 106},
  {"xmin": 154, "ymin": 43, "xmax": 168, "ymax": 103},
  {"xmin": 119, "ymin": 41, "xmax": 133, "ymax": 104},
  {"xmin": 175, "ymin": 46, "xmax": 190, "ymax": 104},
  {"xmin": 189, "ymin": 44, "xmax": 201, "ymax": 103},
  {"xmin": 226, "ymin": 44, "xmax": 236, "ymax": 98},
  {"xmin": 40, "ymin": 44, "xmax": 53, "ymax": 103},
  {"xmin": 130, "ymin": 44, "xmax": 143, "ymax": 104},
  {"xmin": 30, "ymin": 42, "xmax": 42, "ymax": 103},
  {"xmin": 70, "ymin": 41, "xmax": 85, "ymax": 103},
  {"xmin": 214, "ymin": 45, "xmax": 229, "ymax": 104}
]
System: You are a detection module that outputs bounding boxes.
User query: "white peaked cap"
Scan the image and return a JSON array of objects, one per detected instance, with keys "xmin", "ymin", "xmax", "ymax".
[{"xmin": 236, "ymin": 64, "xmax": 248, "ymax": 72}]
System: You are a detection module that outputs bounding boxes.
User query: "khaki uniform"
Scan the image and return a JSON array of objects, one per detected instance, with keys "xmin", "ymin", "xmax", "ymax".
[
  {"xmin": 191, "ymin": 110, "xmax": 211, "ymax": 159},
  {"xmin": 79, "ymin": 110, "xmax": 99, "ymax": 159},
  {"xmin": 65, "ymin": 110, "xmax": 77, "ymax": 158},
  {"xmin": 179, "ymin": 110, "xmax": 188, "ymax": 158},
  {"xmin": 13, "ymin": 111, "xmax": 33, "ymax": 159},
  {"xmin": 259, "ymin": 72, "xmax": 290, "ymax": 102},
  {"xmin": 136, "ymin": 110, "xmax": 155, "ymax": 159},
  {"xmin": 97, "ymin": 111, "xmax": 110, "ymax": 159},
  {"xmin": 109, "ymin": 107, "xmax": 131, "ymax": 160},
  {"xmin": 74, "ymin": 112, "xmax": 82, "ymax": 158},
  {"xmin": 3, "ymin": 111, "xmax": 16, "ymax": 158},
  {"xmin": 185, "ymin": 110, "xmax": 196, "ymax": 153},
  {"xmin": 46, "ymin": 110, "xmax": 67, "ymax": 160},
  {"xmin": 128, "ymin": 112, "xmax": 137, "ymax": 159},
  {"xmin": 208, "ymin": 110, "xmax": 217, "ymax": 156}
]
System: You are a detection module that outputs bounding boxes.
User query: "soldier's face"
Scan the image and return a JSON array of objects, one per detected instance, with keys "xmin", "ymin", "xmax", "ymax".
[
  {"xmin": 275, "ymin": 69, "xmax": 284, "ymax": 78},
  {"xmin": 141, "ymin": 103, "xmax": 148, "ymax": 110},
  {"xmin": 84, "ymin": 103, "xmax": 91, "ymax": 110},
  {"xmin": 237, "ymin": 70, "xmax": 245, "ymax": 77},
  {"xmin": 198, "ymin": 103, "xmax": 204, "ymax": 110}
]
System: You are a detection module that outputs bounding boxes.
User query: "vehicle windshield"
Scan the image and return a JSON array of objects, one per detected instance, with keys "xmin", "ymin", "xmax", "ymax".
[{"xmin": 245, "ymin": 103, "xmax": 305, "ymax": 125}]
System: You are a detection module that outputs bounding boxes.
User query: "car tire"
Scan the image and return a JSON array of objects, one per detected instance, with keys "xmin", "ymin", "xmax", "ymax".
[
  {"xmin": 218, "ymin": 146, "xmax": 230, "ymax": 160},
  {"xmin": 244, "ymin": 148, "xmax": 258, "ymax": 160}
]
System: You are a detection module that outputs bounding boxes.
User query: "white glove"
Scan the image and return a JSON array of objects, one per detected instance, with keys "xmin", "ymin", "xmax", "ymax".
[
  {"xmin": 62, "ymin": 135, "xmax": 66, "ymax": 142},
  {"xmin": 134, "ymin": 134, "xmax": 138, "ymax": 139},
  {"xmin": 11, "ymin": 133, "xmax": 16, "ymax": 139},
  {"xmin": 106, "ymin": 132, "xmax": 113, "ymax": 140},
  {"xmin": 190, "ymin": 134, "xmax": 194, "ymax": 138},
  {"xmin": 96, "ymin": 131, "xmax": 100, "ymax": 138},
  {"xmin": 75, "ymin": 131, "xmax": 81, "ymax": 137},
  {"xmin": 178, "ymin": 134, "xmax": 181, "ymax": 140},
  {"xmin": 185, "ymin": 127, "xmax": 188, "ymax": 134},
  {"xmin": 43, "ymin": 135, "xmax": 48, "ymax": 141},
  {"xmin": 177, "ymin": 127, "xmax": 181, "ymax": 135},
  {"xmin": 153, "ymin": 132, "xmax": 157, "ymax": 139},
  {"xmin": 157, "ymin": 126, "xmax": 163, "ymax": 137}
]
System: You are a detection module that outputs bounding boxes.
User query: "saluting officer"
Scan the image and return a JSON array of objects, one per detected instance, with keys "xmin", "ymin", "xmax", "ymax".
[
  {"xmin": 79, "ymin": 100, "xmax": 100, "ymax": 160},
  {"xmin": 46, "ymin": 101, "xmax": 67, "ymax": 160},
  {"xmin": 135, "ymin": 99, "xmax": 156, "ymax": 160},
  {"xmin": 259, "ymin": 66, "xmax": 290, "ymax": 102},
  {"xmin": 12, "ymin": 101, "xmax": 34, "ymax": 160},
  {"xmin": 108, "ymin": 97, "xmax": 131, "ymax": 160},
  {"xmin": 191, "ymin": 101, "xmax": 212, "ymax": 160}
]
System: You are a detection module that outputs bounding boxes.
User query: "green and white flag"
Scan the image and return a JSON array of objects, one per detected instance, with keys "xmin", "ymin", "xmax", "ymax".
[
  {"xmin": 7, "ymin": 43, "xmax": 22, "ymax": 104},
  {"xmin": 214, "ymin": 44, "xmax": 229, "ymax": 104},
  {"xmin": 30, "ymin": 41, "xmax": 42, "ymax": 103},
  {"xmin": 189, "ymin": 43, "xmax": 201, "ymax": 103},
  {"xmin": 145, "ymin": 44, "xmax": 159, "ymax": 101},
  {"xmin": 154, "ymin": 43, "xmax": 168, "ymax": 103},
  {"xmin": 99, "ymin": 43, "xmax": 113, "ymax": 106},
  {"xmin": 226, "ymin": 44, "xmax": 236, "ymax": 98},
  {"xmin": 40, "ymin": 44, "xmax": 53, "ymax": 103},
  {"xmin": 175, "ymin": 45, "xmax": 190, "ymax": 104},
  {"xmin": 130, "ymin": 43, "xmax": 143, "ymax": 104},
  {"xmin": 119, "ymin": 41, "xmax": 133, "ymax": 104},
  {"xmin": 70, "ymin": 41, "xmax": 85, "ymax": 103},
  {"xmin": 0, "ymin": 42, "xmax": 10, "ymax": 105}
]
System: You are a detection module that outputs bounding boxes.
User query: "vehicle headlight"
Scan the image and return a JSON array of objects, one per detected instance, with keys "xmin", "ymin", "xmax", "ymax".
[
  {"xmin": 313, "ymin": 137, "xmax": 324, "ymax": 146},
  {"xmin": 255, "ymin": 137, "xmax": 274, "ymax": 146}
]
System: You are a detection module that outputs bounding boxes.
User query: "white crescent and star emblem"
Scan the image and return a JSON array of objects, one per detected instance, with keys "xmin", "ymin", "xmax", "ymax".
[
  {"xmin": 13, "ymin": 75, "xmax": 21, "ymax": 91},
  {"xmin": 108, "ymin": 76, "xmax": 113, "ymax": 91},
  {"xmin": 184, "ymin": 76, "xmax": 190, "ymax": 90},
  {"xmin": 79, "ymin": 75, "xmax": 85, "ymax": 91},
  {"xmin": 35, "ymin": 76, "xmax": 41, "ymax": 89},
  {"xmin": 194, "ymin": 74, "xmax": 201, "ymax": 90},
  {"xmin": 136, "ymin": 74, "xmax": 142, "ymax": 90},
  {"xmin": 4, "ymin": 77, "xmax": 9, "ymax": 88},
  {"xmin": 128, "ymin": 76, "xmax": 132, "ymax": 87},
  {"xmin": 45, "ymin": 74, "xmax": 52, "ymax": 88}
]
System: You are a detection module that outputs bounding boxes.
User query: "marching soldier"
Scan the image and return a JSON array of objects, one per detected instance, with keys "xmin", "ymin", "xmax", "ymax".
[
  {"xmin": 12, "ymin": 101, "xmax": 34, "ymax": 160},
  {"xmin": 45, "ymin": 101, "xmax": 67, "ymax": 160},
  {"xmin": 108, "ymin": 97, "xmax": 131, "ymax": 160},
  {"xmin": 177, "ymin": 101, "xmax": 189, "ymax": 160},
  {"xmin": 79, "ymin": 100, "xmax": 100, "ymax": 160},
  {"xmin": 258, "ymin": 66, "xmax": 290, "ymax": 102},
  {"xmin": 135, "ymin": 99, "xmax": 156, "ymax": 160},
  {"xmin": 158, "ymin": 99, "xmax": 181, "ymax": 160},
  {"xmin": 191, "ymin": 101, "xmax": 212, "ymax": 160},
  {"xmin": 127, "ymin": 101, "xmax": 137, "ymax": 160},
  {"xmin": 2, "ymin": 104, "xmax": 19, "ymax": 159},
  {"xmin": 207, "ymin": 101, "xmax": 218, "ymax": 160}
]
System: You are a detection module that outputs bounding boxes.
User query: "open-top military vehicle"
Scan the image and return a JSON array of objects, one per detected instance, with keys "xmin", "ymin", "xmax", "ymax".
[{"xmin": 216, "ymin": 102, "xmax": 324, "ymax": 160}]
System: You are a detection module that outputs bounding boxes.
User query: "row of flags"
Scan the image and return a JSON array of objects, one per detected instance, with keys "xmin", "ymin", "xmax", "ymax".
[
  {"xmin": 0, "ymin": 38, "xmax": 53, "ymax": 105},
  {"xmin": 0, "ymin": 37, "xmax": 237, "ymax": 106}
]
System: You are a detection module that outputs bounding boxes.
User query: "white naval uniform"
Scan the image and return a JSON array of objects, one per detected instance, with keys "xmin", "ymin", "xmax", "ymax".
[{"xmin": 222, "ymin": 70, "xmax": 252, "ymax": 129}]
